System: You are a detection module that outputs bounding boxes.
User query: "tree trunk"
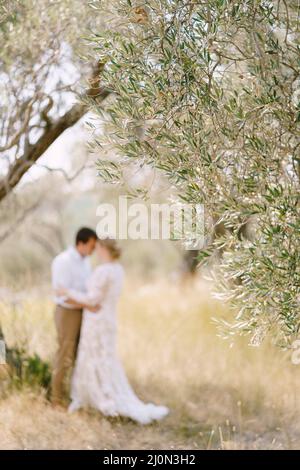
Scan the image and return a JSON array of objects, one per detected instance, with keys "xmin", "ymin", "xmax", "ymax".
[
  {"xmin": 0, "ymin": 88, "xmax": 109, "ymax": 203},
  {"xmin": 0, "ymin": 61, "xmax": 108, "ymax": 202}
]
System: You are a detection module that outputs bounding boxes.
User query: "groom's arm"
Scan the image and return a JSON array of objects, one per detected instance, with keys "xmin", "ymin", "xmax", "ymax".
[
  {"xmin": 63, "ymin": 297, "xmax": 100, "ymax": 313},
  {"xmin": 52, "ymin": 257, "xmax": 73, "ymax": 306},
  {"xmin": 55, "ymin": 287, "xmax": 101, "ymax": 312}
]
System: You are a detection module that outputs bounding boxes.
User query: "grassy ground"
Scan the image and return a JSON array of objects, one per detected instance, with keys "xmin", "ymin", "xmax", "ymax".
[{"xmin": 0, "ymin": 278, "xmax": 300, "ymax": 449}]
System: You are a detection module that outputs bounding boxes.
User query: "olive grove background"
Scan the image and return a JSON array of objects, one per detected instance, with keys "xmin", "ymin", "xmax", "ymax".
[{"xmin": 1, "ymin": 0, "xmax": 300, "ymax": 451}]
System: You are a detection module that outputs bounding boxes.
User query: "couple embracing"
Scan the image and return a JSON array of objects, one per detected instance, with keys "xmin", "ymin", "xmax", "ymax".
[{"xmin": 51, "ymin": 227, "xmax": 169, "ymax": 425}]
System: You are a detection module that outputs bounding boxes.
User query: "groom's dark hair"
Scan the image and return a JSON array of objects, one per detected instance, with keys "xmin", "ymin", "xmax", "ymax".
[{"xmin": 75, "ymin": 227, "xmax": 97, "ymax": 245}]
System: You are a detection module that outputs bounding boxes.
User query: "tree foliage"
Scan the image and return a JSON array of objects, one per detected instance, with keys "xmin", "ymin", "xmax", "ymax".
[
  {"xmin": 0, "ymin": 0, "xmax": 108, "ymax": 203},
  {"xmin": 89, "ymin": 0, "xmax": 300, "ymax": 346}
]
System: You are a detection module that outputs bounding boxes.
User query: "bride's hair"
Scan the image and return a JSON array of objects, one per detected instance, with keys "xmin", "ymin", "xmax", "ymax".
[{"xmin": 98, "ymin": 237, "xmax": 121, "ymax": 259}]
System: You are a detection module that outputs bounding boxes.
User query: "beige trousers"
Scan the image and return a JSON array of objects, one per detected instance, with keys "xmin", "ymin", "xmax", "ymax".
[{"xmin": 51, "ymin": 305, "xmax": 82, "ymax": 405}]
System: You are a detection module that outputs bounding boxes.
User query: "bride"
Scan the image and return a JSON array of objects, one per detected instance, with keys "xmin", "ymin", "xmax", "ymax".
[{"xmin": 58, "ymin": 238, "xmax": 169, "ymax": 425}]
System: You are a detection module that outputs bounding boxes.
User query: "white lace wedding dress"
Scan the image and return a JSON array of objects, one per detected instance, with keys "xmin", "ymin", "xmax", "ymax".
[{"xmin": 67, "ymin": 261, "xmax": 169, "ymax": 425}]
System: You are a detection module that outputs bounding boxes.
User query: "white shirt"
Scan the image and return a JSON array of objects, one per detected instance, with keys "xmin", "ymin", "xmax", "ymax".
[{"xmin": 51, "ymin": 246, "xmax": 92, "ymax": 308}]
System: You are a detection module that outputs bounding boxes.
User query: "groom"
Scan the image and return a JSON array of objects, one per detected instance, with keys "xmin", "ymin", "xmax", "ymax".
[{"xmin": 51, "ymin": 227, "xmax": 97, "ymax": 407}]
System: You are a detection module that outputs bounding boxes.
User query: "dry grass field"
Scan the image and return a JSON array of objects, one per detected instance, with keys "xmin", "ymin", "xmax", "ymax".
[{"xmin": 0, "ymin": 278, "xmax": 300, "ymax": 450}]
